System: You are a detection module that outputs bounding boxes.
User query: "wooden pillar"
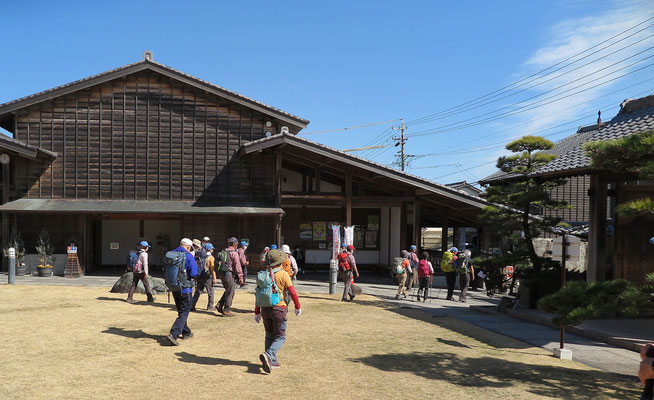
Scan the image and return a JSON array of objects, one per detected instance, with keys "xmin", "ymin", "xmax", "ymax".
[
  {"xmin": 274, "ymin": 214, "xmax": 282, "ymax": 246},
  {"xmin": 345, "ymin": 172, "xmax": 352, "ymax": 226},
  {"xmin": 441, "ymin": 217, "xmax": 449, "ymax": 253},
  {"xmin": 587, "ymin": 174, "xmax": 608, "ymax": 282},
  {"xmin": 413, "ymin": 198, "xmax": 421, "ymax": 249},
  {"xmin": 400, "ymin": 202, "xmax": 407, "ymax": 250},
  {"xmin": 314, "ymin": 167, "xmax": 321, "ymax": 195},
  {"xmin": 274, "ymin": 151, "xmax": 282, "ymax": 207},
  {"xmin": 78, "ymin": 215, "xmax": 87, "ymax": 272},
  {"xmin": 1, "ymin": 161, "xmax": 9, "ymax": 272}
]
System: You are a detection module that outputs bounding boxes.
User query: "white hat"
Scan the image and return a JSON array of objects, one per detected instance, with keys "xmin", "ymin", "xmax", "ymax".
[
  {"xmin": 180, "ymin": 238, "xmax": 193, "ymax": 246},
  {"xmin": 202, "ymin": 237, "xmax": 211, "ymax": 242},
  {"xmin": 281, "ymin": 244, "xmax": 291, "ymax": 254}
]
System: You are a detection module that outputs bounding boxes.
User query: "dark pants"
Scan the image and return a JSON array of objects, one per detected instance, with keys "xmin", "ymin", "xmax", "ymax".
[
  {"xmin": 170, "ymin": 291, "xmax": 192, "ymax": 337},
  {"xmin": 217, "ymin": 271, "xmax": 235, "ymax": 312},
  {"xmin": 192, "ymin": 273, "xmax": 214, "ymax": 309},
  {"xmin": 445, "ymin": 271, "xmax": 456, "ymax": 299},
  {"xmin": 127, "ymin": 272, "xmax": 152, "ymax": 301},
  {"xmin": 261, "ymin": 306, "xmax": 288, "ymax": 363},
  {"xmin": 459, "ymin": 272, "xmax": 470, "ymax": 301},
  {"xmin": 417, "ymin": 277, "xmax": 430, "ymax": 299},
  {"xmin": 342, "ymin": 270, "xmax": 353, "ymax": 300}
]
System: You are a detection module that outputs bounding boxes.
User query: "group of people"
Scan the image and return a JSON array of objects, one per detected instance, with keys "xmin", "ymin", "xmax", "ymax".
[{"xmin": 394, "ymin": 245, "xmax": 474, "ymax": 303}]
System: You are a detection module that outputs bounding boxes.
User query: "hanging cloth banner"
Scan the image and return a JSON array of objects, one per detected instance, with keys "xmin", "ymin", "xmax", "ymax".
[
  {"xmin": 344, "ymin": 226, "xmax": 355, "ymax": 247},
  {"xmin": 332, "ymin": 224, "xmax": 341, "ymax": 260}
]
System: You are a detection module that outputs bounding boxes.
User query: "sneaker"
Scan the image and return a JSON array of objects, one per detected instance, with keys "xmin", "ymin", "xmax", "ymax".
[
  {"xmin": 126, "ymin": 298, "xmax": 135, "ymax": 304},
  {"xmin": 182, "ymin": 332, "xmax": 194, "ymax": 339},
  {"xmin": 394, "ymin": 294, "xmax": 400, "ymax": 300},
  {"xmin": 206, "ymin": 306, "xmax": 217, "ymax": 311},
  {"xmin": 166, "ymin": 334, "xmax": 179, "ymax": 346},
  {"xmin": 223, "ymin": 311, "xmax": 235, "ymax": 317},
  {"xmin": 259, "ymin": 353, "xmax": 271, "ymax": 373},
  {"xmin": 349, "ymin": 294, "xmax": 355, "ymax": 301},
  {"xmin": 416, "ymin": 296, "xmax": 421, "ymax": 302},
  {"xmin": 271, "ymin": 361, "xmax": 281, "ymax": 369},
  {"xmin": 147, "ymin": 296, "xmax": 155, "ymax": 303}
]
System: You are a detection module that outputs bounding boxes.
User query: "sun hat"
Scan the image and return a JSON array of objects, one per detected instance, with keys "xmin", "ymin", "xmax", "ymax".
[
  {"xmin": 240, "ymin": 241, "xmax": 248, "ymax": 247},
  {"xmin": 281, "ymin": 244, "xmax": 291, "ymax": 254},
  {"xmin": 448, "ymin": 247, "xmax": 459, "ymax": 252},
  {"xmin": 410, "ymin": 245, "xmax": 417, "ymax": 250},
  {"xmin": 202, "ymin": 237, "xmax": 211, "ymax": 242},
  {"xmin": 192, "ymin": 239, "xmax": 202, "ymax": 248},
  {"xmin": 205, "ymin": 243, "xmax": 214, "ymax": 251},
  {"xmin": 227, "ymin": 237, "xmax": 238, "ymax": 244},
  {"xmin": 267, "ymin": 249, "xmax": 286, "ymax": 267},
  {"xmin": 270, "ymin": 244, "xmax": 278, "ymax": 250},
  {"xmin": 180, "ymin": 238, "xmax": 193, "ymax": 246}
]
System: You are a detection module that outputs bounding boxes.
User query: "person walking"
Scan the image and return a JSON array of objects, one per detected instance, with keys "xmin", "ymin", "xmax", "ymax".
[
  {"xmin": 292, "ymin": 246, "xmax": 304, "ymax": 275},
  {"xmin": 190, "ymin": 239, "xmax": 208, "ymax": 311},
  {"xmin": 281, "ymin": 245, "xmax": 298, "ymax": 281},
  {"xmin": 341, "ymin": 245, "xmax": 359, "ymax": 302},
  {"xmin": 456, "ymin": 249, "xmax": 474, "ymax": 303},
  {"xmin": 166, "ymin": 238, "xmax": 199, "ymax": 346},
  {"xmin": 254, "ymin": 249, "xmax": 302, "ymax": 373},
  {"xmin": 407, "ymin": 245, "xmax": 420, "ymax": 290},
  {"xmin": 416, "ymin": 251, "xmax": 434, "ymax": 302},
  {"xmin": 440, "ymin": 247, "xmax": 459, "ymax": 301},
  {"xmin": 216, "ymin": 237, "xmax": 243, "ymax": 317},
  {"xmin": 126, "ymin": 241, "xmax": 155, "ymax": 303},
  {"xmin": 191, "ymin": 243, "xmax": 217, "ymax": 311},
  {"xmin": 394, "ymin": 250, "xmax": 412, "ymax": 300},
  {"xmin": 202, "ymin": 236, "xmax": 211, "ymax": 249},
  {"xmin": 238, "ymin": 241, "xmax": 250, "ymax": 287}
]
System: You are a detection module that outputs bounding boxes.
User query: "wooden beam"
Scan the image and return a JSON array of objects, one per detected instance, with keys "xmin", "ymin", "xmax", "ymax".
[
  {"xmin": 275, "ymin": 151, "xmax": 282, "ymax": 207},
  {"xmin": 413, "ymin": 198, "xmax": 421, "ymax": 249},
  {"xmin": 587, "ymin": 174, "xmax": 608, "ymax": 282},
  {"xmin": 314, "ymin": 167, "xmax": 321, "ymax": 195},
  {"xmin": 441, "ymin": 217, "xmax": 449, "ymax": 253}
]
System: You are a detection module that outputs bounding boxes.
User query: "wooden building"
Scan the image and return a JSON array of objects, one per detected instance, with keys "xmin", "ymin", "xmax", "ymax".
[
  {"xmin": 0, "ymin": 53, "xmax": 490, "ymax": 274},
  {"xmin": 481, "ymin": 94, "xmax": 654, "ymax": 285}
]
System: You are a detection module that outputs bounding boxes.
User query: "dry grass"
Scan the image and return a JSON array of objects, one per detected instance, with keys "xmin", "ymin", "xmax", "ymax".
[{"xmin": 0, "ymin": 285, "xmax": 640, "ymax": 399}]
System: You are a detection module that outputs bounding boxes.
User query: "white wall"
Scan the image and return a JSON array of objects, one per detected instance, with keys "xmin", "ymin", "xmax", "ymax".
[
  {"xmin": 144, "ymin": 220, "xmax": 181, "ymax": 266},
  {"xmin": 390, "ymin": 207, "xmax": 401, "ymax": 259},
  {"xmin": 101, "ymin": 220, "xmax": 140, "ymax": 265}
]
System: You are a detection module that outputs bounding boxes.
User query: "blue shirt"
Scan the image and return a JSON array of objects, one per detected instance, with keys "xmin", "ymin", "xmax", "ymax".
[{"xmin": 173, "ymin": 246, "xmax": 199, "ymax": 293}]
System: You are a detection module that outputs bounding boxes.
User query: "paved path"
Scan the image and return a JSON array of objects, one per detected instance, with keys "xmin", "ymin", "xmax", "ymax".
[{"xmin": 3, "ymin": 272, "xmax": 642, "ymax": 376}]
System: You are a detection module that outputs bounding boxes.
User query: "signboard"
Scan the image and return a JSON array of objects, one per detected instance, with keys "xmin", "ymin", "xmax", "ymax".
[
  {"xmin": 551, "ymin": 236, "xmax": 581, "ymax": 262},
  {"xmin": 109, "ymin": 243, "xmax": 119, "ymax": 250},
  {"xmin": 299, "ymin": 223, "xmax": 313, "ymax": 240},
  {"xmin": 365, "ymin": 231, "xmax": 378, "ymax": 248},
  {"xmin": 367, "ymin": 215, "xmax": 379, "ymax": 231},
  {"xmin": 67, "ymin": 246, "xmax": 78, "ymax": 254},
  {"xmin": 313, "ymin": 222, "xmax": 327, "ymax": 241},
  {"xmin": 331, "ymin": 224, "xmax": 341, "ymax": 260}
]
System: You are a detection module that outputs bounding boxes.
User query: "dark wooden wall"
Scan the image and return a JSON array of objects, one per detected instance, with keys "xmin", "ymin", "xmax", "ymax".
[
  {"xmin": 543, "ymin": 175, "xmax": 591, "ymax": 224},
  {"xmin": 13, "ymin": 70, "xmax": 276, "ymax": 203}
]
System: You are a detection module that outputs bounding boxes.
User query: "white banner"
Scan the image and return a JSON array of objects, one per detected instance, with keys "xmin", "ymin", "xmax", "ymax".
[
  {"xmin": 332, "ymin": 224, "xmax": 341, "ymax": 260},
  {"xmin": 344, "ymin": 226, "xmax": 355, "ymax": 247}
]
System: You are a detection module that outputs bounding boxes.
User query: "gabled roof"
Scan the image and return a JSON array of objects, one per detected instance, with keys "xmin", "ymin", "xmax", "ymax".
[
  {"xmin": 0, "ymin": 58, "xmax": 309, "ymax": 132},
  {"xmin": 0, "ymin": 133, "xmax": 57, "ymax": 160},
  {"xmin": 240, "ymin": 132, "xmax": 491, "ymax": 210},
  {"xmin": 481, "ymin": 93, "xmax": 654, "ymax": 184}
]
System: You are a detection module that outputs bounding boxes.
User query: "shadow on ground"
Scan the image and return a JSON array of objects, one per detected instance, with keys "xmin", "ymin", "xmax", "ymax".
[
  {"xmin": 175, "ymin": 351, "xmax": 261, "ymax": 374},
  {"xmin": 102, "ymin": 326, "xmax": 169, "ymax": 346},
  {"xmin": 96, "ymin": 296, "xmax": 177, "ymax": 310},
  {"xmin": 350, "ymin": 351, "xmax": 638, "ymax": 399}
]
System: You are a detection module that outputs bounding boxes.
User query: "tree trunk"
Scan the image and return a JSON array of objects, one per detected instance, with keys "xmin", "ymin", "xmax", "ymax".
[{"xmin": 522, "ymin": 205, "xmax": 540, "ymax": 270}]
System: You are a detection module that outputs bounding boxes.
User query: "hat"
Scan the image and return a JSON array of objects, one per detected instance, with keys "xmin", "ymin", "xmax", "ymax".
[
  {"xmin": 205, "ymin": 243, "xmax": 214, "ymax": 251},
  {"xmin": 192, "ymin": 239, "xmax": 202, "ymax": 248},
  {"xmin": 401, "ymin": 250, "xmax": 409, "ymax": 258},
  {"xmin": 410, "ymin": 245, "xmax": 417, "ymax": 250},
  {"xmin": 227, "ymin": 237, "xmax": 238, "ymax": 245},
  {"xmin": 267, "ymin": 249, "xmax": 286, "ymax": 267},
  {"xmin": 448, "ymin": 247, "xmax": 459, "ymax": 253},
  {"xmin": 347, "ymin": 245, "xmax": 356, "ymax": 251},
  {"xmin": 202, "ymin": 237, "xmax": 211, "ymax": 242},
  {"xmin": 281, "ymin": 244, "xmax": 291, "ymax": 254},
  {"xmin": 180, "ymin": 238, "xmax": 193, "ymax": 246},
  {"xmin": 240, "ymin": 241, "xmax": 248, "ymax": 247},
  {"xmin": 340, "ymin": 243, "xmax": 347, "ymax": 248},
  {"xmin": 139, "ymin": 241, "xmax": 150, "ymax": 247},
  {"xmin": 270, "ymin": 244, "xmax": 278, "ymax": 250}
]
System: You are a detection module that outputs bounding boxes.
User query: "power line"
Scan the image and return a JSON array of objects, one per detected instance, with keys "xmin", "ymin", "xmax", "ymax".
[{"xmin": 298, "ymin": 118, "xmax": 399, "ymax": 135}]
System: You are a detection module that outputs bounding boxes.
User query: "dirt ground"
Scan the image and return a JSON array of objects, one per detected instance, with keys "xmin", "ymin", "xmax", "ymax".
[{"xmin": 0, "ymin": 285, "xmax": 641, "ymax": 399}]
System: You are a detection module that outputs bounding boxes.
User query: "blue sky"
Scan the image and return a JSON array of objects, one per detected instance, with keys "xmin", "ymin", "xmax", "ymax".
[{"xmin": 3, "ymin": 0, "xmax": 654, "ymax": 184}]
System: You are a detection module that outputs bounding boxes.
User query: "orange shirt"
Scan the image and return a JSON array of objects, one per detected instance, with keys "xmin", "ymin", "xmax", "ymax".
[{"xmin": 272, "ymin": 267, "xmax": 294, "ymax": 307}]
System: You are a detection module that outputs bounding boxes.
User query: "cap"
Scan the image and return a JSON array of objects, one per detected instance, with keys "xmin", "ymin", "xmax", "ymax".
[
  {"xmin": 410, "ymin": 245, "xmax": 417, "ymax": 250},
  {"xmin": 202, "ymin": 237, "xmax": 211, "ymax": 242},
  {"xmin": 192, "ymin": 239, "xmax": 202, "ymax": 248},
  {"xmin": 180, "ymin": 238, "xmax": 193, "ymax": 246},
  {"xmin": 347, "ymin": 245, "xmax": 356, "ymax": 251},
  {"xmin": 340, "ymin": 243, "xmax": 347, "ymax": 248},
  {"xmin": 270, "ymin": 244, "xmax": 278, "ymax": 250},
  {"xmin": 240, "ymin": 241, "xmax": 248, "ymax": 247},
  {"xmin": 401, "ymin": 250, "xmax": 409, "ymax": 258},
  {"xmin": 227, "ymin": 237, "xmax": 238, "ymax": 244},
  {"xmin": 139, "ymin": 241, "xmax": 150, "ymax": 247},
  {"xmin": 448, "ymin": 247, "xmax": 459, "ymax": 252},
  {"xmin": 205, "ymin": 243, "xmax": 214, "ymax": 251},
  {"xmin": 281, "ymin": 244, "xmax": 291, "ymax": 254},
  {"xmin": 267, "ymin": 249, "xmax": 286, "ymax": 267}
]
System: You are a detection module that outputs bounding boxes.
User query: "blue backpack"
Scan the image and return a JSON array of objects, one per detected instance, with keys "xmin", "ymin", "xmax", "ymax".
[
  {"xmin": 255, "ymin": 267, "xmax": 284, "ymax": 307},
  {"xmin": 127, "ymin": 252, "xmax": 140, "ymax": 272},
  {"xmin": 164, "ymin": 250, "xmax": 191, "ymax": 291}
]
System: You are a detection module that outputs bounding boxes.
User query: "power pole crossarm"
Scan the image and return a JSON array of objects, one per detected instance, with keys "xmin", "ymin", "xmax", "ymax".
[{"xmin": 392, "ymin": 119, "xmax": 408, "ymax": 171}]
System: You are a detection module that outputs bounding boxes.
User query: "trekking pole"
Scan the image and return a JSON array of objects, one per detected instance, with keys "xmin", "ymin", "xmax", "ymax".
[
  {"xmin": 167, "ymin": 289, "xmax": 170, "ymax": 304},
  {"xmin": 428, "ymin": 275, "xmax": 433, "ymax": 303}
]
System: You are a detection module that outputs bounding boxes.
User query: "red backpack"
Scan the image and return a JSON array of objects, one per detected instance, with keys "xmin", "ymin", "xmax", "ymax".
[
  {"xmin": 418, "ymin": 259, "xmax": 431, "ymax": 278},
  {"xmin": 337, "ymin": 252, "xmax": 350, "ymax": 271}
]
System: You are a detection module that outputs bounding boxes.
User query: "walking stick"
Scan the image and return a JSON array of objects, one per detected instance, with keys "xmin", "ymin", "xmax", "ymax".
[
  {"xmin": 428, "ymin": 275, "xmax": 433, "ymax": 303},
  {"xmin": 168, "ymin": 289, "xmax": 170, "ymax": 304}
]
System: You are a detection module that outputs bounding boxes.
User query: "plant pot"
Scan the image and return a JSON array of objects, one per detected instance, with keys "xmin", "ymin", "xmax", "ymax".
[
  {"xmin": 15, "ymin": 263, "xmax": 27, "ymax": 276},
  {"xmin": 37, "ymin": 267, "xmax": 53, "ymax": 277}
]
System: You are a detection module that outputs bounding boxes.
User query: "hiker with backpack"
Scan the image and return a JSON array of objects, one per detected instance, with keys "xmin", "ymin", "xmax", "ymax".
[
  {"xmin": 407, "ymin": 245, "xmax": 420, "ymax": 290},
  {"xmin": 416, "ymin": 251, "xmax": 434, "ymax": 302},
  {"xmin": 165, "ymin": 238, "xmax": 199, "ymax": 346},
  {"xmin": 394, "ymin": 250, "xmax": 412, "ymax": 300},
  {"xmin": 191, "ymin": 243, "xmax": 217, "ymax": 311},
  {"xmin": 215, "ymin": 237, "xmax": 244, "ymax": 317},
  {"xmin": 440, "ymin": 247, "xmax": 459, "ymax": 301},
  {"xmin": 455, "ymin": 249, "xmax": 474, "ymax": 303},
  {"xmin": 126, "ymin": 241, "xmax": 155, "ymax": 303},
  {"xmin": 281, "ymin": 245, "xmax": 298, "ymax": 281},
  {"xmin": 338, "ymin": 244, "xmax": 359, "ymax": 302},
  {"xmin": 254, "ymin": 249, "xmax": 302, "ymax": 373},
  {"xmin": 238, "ymin": 241, "xmax": 249, "ymax": 287}
]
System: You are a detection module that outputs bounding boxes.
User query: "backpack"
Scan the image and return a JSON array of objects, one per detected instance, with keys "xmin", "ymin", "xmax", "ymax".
[
  {"xmin": 215, "ymin": 249, "xmax": 232, "ymax": 272},
  {"xmin": 255, "ymin": 267, "xmax": 285, "ymax": 307},
  {"xmin": 454, "ymin": 256, "xmax": 470, "ymax": 274},
  {"xmin": 127, "ymin": 252, "xmax": 141, "ymax": 273},
  {"xmin": 418, "ymin": 259, "xmax": 431, "ymax": 277},
  {"xmin": 163, "ymin": 250, "xmax": 192, "ymax": 291},
  {"xmin": 337, "ymin": 252, "xmax": 350, "ymax": 272},
  {"xmin": 393, "ymin": 257, "xmax": 405, "ymax": 274},
  {"xmin": 409, "ymin": 253, "xmax": 418, "ymax": 270},
  {"xmin": 282, "ymin": 257, "xmax": 294, "ymax": 277}
]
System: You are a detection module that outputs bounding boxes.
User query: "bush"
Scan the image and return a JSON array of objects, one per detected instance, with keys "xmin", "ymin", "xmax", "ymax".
[{"xmin": 538, "ymin": 279, "xmax": 644, "ymax": 325}]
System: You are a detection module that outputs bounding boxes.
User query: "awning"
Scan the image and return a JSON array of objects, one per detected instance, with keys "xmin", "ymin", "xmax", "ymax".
[{"xmin": 0, "ymin": 199, "xmax": 284, "ymax": 215}]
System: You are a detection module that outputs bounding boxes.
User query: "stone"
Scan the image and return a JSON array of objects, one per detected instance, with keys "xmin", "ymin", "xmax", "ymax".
[
  {"xmin": 553, "ymin": 347, "xmax": 573, "ymax": 360},
  {"xmin": 110, "ymin": 272, "xmax": 168, "ymax": 294}
]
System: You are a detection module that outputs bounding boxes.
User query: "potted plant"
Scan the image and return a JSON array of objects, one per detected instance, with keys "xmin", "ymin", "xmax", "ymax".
[
  {"xmin": 35, "ymin": 228, "xmax": 55, "ymax": 277},
  {"xmin": 3, "ymin": 228, "xmax": 26, "ymax": 275}
]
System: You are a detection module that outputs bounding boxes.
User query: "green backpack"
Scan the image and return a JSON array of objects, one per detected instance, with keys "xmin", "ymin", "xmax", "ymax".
[{"xmin": 215, "ymin": 249, "xmax": 231, "ymax": 272}]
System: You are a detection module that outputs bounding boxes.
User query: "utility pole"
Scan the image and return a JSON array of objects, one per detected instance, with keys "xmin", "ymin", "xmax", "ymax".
[{"xmin": 392, "ymin": 119, "xmax": 408, "ymax": 171}]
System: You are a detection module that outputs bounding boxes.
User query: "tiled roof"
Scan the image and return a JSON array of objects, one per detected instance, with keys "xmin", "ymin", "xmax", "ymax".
[
  {"xmin": 0, "ymin": 133, "xmax": 57, "ymax": 160},
  {"xmin": 481, "ymin": 93, "xmax": 654, "ymax": 183}
]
